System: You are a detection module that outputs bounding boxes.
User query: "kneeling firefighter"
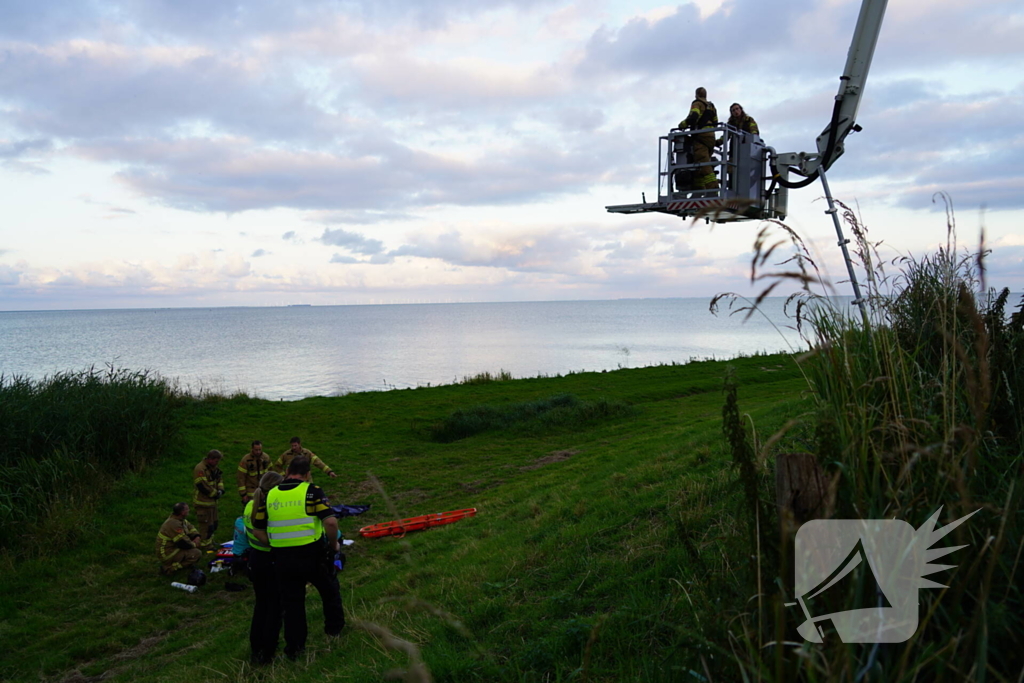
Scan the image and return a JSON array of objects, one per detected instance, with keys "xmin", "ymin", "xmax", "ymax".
[{"xmin": 156, "ymin": 502, "xmax": 202, "ymax": 575}]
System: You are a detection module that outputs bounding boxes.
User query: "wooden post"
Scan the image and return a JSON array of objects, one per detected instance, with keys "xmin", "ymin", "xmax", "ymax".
[{"xmin": 775, "ymin": 452, "xmax": 831, "ymax": 532}]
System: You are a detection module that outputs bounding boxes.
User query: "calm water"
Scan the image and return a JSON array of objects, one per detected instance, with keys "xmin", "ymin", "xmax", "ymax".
[{"xmin": 0, "ymin": 298, "xmax": 811, "ymax": 400}]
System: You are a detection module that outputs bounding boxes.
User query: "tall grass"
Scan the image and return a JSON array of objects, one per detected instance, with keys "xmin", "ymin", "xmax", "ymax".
[
  {"xmin": 721, "ymin": 204, "xmax": 1024, "ymax": 681},
  {"xmin": 0, "ymin": 365, "xmax": 183, "ymax": 552},
  {"xmin": 459, "ymin": 369, "xmax": 514, "ymax": 385}
]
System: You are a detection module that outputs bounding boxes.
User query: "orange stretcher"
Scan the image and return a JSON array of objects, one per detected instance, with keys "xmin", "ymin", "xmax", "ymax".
[{"xmin": 358, "ymin": 508, "xmax": 477, "ymax": 539}]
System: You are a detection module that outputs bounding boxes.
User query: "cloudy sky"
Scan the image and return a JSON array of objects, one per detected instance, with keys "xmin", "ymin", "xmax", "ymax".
[{"xmin": 1, "ymin": 0, "xmax": 1021, "ymax": 310}]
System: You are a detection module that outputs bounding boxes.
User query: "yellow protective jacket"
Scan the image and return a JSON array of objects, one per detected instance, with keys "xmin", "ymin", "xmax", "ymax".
[
  {"xmin": 236, "ymin": 451, "xmax": 272, "ymax": 500},
  {"xmin": 156, "ymin": 516, "xmax": 200, "ymax": 561},
  {"xmin": 728, "ymin": 114, "xmax": 759, "ymax": 135},
  {"xmin": 682, "ymin": 98, "xmax": 718, "ymax": 131},
  {"xmin": 193, "ymin": 460, "xmax": 224, "ymax": 507},
  {"xmin": 273, "ymin": 448, "xmax": 334, "ymax": 477}
]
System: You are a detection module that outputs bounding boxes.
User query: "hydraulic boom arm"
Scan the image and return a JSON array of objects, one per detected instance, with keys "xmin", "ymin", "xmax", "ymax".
[{"xmin": 772, "ymin": 0, "xmax": 888, "ymax": 188}]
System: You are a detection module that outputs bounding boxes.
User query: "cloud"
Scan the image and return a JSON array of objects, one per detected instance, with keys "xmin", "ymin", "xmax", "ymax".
[
  {"xmin": 1, "ymin": 0, "xmax": 564, "ymax": 43},
  {"xmin": 576, "ymin": 0, "xmax": 835, "ymax": 78},
  {"xmin": 9, "ymin": 250, "xmax": 263, "ymax": 296},
  {"xmin": 1, "ymin": 159, "xmax": 51, "ymax": 175},
  {"xmin": 628, "ymin": 1, "xmax": 1014, "ymax": 77},
  {"xmin": 251, "ymin": 249, "xmax": 268, "ymax": 257},
  {"xmin": 0, "ymin": 39, "xmax": 343, "ymax": 143},
  {"xmin": 836, "ymin": 85, "xmax": 1024, "ymax": 210},
  {"xmin": 68, "ymin": 128, "xmax": 641, "ymax": 214},
  {"xmin": 282, "ymin": 231, "xmax": 296, "ymax": 240},
  {"xmin": 878, "ymin": 0, "xmax": 1024, "ymax": 66},
  {"xmin": 0, "ymin": 2, "xmax": 104, "ymax": 42},
  {"xmin": 329, "ymin": 253, "xmax": 360, "ymax": 264},
  {"xmin": 0, "ymin": 264, "xmax": 21, "ymax": 285},
  {"xmin": 388, "ymin": 228, "xmax": 592, "ymax": 273},
  {"xmin": 320, "ymin": 228, "xmax": 385, "ymax": 255},
  {"xmin": 351, "ymin": 53, "xmax": 565, "ymax": 111},
  {"xmin": 307, "ymin": 209, "xmax": 417, "ymax": 225},
  {"xmin": 982, "ymin": 244, "xmax": 1024, "ymax": 288},
  {"xmin": 747, "ymin": 78, "xmax": 1024, "ymax": 211},
  {"xmin": 0, "ymin": 137, "xmax": 53, "ymax": 174},
  {"xmin": 221, "ymin": 254, "xmax": 251, "ymax": 278},
  {"xmin": 374, "ymin": 223, "xmax": 705, "ymax": 279},
  {"xmin": 0, "ymin": 137, "xmax": 52, "ymax": 158}
]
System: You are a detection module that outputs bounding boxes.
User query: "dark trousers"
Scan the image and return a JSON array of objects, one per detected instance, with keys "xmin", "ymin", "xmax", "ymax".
[
  {"xmin": 273, "ymin": 542, "xmax": 345, "ymax": 656},
  {"xmin": 248, "ymin": 549, "xmax": 282, "ymax": 662}
]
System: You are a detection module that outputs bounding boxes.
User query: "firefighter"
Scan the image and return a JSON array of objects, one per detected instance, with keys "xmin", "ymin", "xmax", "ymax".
[
  {"xmin": 237, "ymin": 440, "xmax": 272, "ymax": 504},
  {"xmin": 193, "ymin": 449, "xmax": 225, "ymax": 550},
  {"xmin": 156, "ymin": 502, "xmax": 203, "ymax": 575},
  {"xmin": 728, "ymin": 103, "xmax": 759, "ymax": 136},
  {"xmin": 680, "ymin": 87, "xmax": 719, "ymax": 190},
  {"xmin": 252, "ymin": 457, "xmax": 344, "ymax": 660},
  {"xmin": 273, "ymin": 437, "xmax": 338, "ymax": 479}
]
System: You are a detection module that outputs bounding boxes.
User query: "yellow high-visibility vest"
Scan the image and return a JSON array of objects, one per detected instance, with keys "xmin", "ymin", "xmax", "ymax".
[
  {"xmin": 266, "ymin": 482, "xmax": 323, "ymax": 548},
  {"xmin": 244, "ymin": 500, "xmax": 271, "ymax": 552}
]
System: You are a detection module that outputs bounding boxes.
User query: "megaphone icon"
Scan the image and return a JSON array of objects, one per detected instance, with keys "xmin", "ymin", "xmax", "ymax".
[{"xmin": 791, "ymin": 509, "xmax": 977, "ymax": 644}]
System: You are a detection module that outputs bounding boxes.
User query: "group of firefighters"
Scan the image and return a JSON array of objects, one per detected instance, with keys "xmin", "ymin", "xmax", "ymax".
[
  {"xmin": 155, "ymin": 437, "xmax": 344, "ymax": 662},
  {"xmin": 677, "ymin": 86, "xmax": 760, "ymax": 191},
  {"xmin": 155, "ymin": 436, "xmax": 337, "ymax": 572}
]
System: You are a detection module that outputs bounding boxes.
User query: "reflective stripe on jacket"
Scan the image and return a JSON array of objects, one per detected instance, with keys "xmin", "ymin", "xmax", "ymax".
[
  {"xmin": 237, "ymin": 452, "xmax": 271, "ymax": 498},
  {"xmin": 193, "ymin": 460, "xmax": 223, "ymax": 507},
  {"xmin": 266, "ymin": 482, "xmax": 323, "ymax": 548},
  {"xmin": 683, "ymin": 98, "xmax": 718, "ymax": 130},
  {"xmin": 156, "ymin": 516, "xmax": 198, "ymax": 560},
  {"xmin": 244, "ymin": 499, "xmax": 271, "ymax": 552}
]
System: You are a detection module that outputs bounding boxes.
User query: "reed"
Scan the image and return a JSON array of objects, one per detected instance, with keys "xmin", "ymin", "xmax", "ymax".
[
  {"xmin": 721, "ymin": 203, "xmax": 1024, "ymax": 681},
  {"xmin": 459, "ymin": 369, "xmax": 515, "ymax": 385},
  {"xmin": 0, "ymin": 365, "xmax": 183, "ymax": 553}
]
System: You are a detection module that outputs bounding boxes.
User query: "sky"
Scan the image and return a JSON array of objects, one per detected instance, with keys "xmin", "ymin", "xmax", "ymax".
[{"xmin": 1, "ymin": 0, "xmax": 1022, "ymax": 311}]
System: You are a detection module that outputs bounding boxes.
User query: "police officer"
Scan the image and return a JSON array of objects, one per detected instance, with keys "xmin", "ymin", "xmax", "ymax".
[
  {"xmin": 193, "ymin": 449, "xmax": 225, "ymax": 550},
  {"xmin": 728, "ymin": 103, "xmax": 759, "ymax": 136},
  {"xmin": 244, "ymin": 471, "xmax": 284, "ymax": 665},
  {"xmin": 680, "ymin": 87, "xmax": 719, "ymax": 190},
  {"xmin": 252, "ymin": 456, "xmax": 344, "ymax": 660},
  {"xmin": 237, "ymin": 440, "xmax": 272, "ymax": 504},
  {"xmin": 156, "ymin": 502, "xmax": 202, "ymax": 575},
  {"xmin": 273, "ymin": 437, "xmax": 338, "ymax": 480}
]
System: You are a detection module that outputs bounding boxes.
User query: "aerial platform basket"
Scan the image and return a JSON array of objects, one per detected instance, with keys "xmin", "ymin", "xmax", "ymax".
[
  {"xmin": 358, "ymin": 508, "xmax": 478, "ymax": 539},
  {"xmin": 606, "ymin": 125, "xmax": 788, "ymax": 224}
]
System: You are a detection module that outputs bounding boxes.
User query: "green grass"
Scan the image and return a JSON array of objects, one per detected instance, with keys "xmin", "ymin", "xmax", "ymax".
[{"xmin": 0, "ymin": 354, "xmax": 810, "ymax": 682}]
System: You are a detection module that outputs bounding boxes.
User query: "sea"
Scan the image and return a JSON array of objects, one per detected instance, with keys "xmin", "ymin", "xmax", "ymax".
[{"xmin": 0, "ymin": 298, "xmax": 814, "ymax": 401}]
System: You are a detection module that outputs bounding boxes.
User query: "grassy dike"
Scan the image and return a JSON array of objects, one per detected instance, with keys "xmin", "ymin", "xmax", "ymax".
[{"xmin": 0, "ymin": 354, "xmax": 809, "ymax": 682}]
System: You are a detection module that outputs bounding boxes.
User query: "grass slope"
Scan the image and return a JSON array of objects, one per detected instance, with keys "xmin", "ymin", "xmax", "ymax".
[{"xmin": 0, "ymin": 354, "xmax": 809, "ymax": 682}]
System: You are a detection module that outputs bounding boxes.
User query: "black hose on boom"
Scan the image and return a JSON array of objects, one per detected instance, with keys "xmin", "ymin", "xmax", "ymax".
[
  {"xmin": 770, "ymin": 82, "xmax": 847, "ymax": 189},
  {"xmin": 771, "ymin": 167, "xmax": 818, "ymax": 189}
]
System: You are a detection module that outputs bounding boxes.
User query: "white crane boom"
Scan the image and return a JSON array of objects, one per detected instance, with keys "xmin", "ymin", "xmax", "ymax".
[{"xmin": 773, "ymin": 0, "xmax": 889, "ymax": 185}]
